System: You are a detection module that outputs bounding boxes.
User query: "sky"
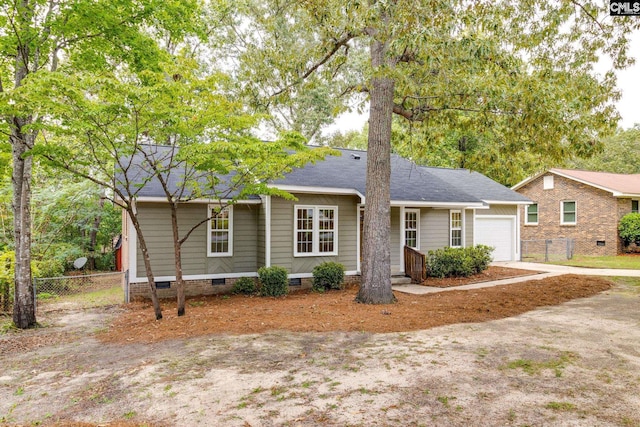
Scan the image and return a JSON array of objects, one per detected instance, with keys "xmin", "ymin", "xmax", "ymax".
[
  {"xmin": 614, "ymin": 31, "xmax": 640, "ymax": 129},
  {"xmin": 326, "ymin": 34, "xmax": 640, "ymax": 135}
]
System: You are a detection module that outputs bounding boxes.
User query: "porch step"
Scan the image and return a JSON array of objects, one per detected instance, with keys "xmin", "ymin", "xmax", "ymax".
[{"xmin": 391, "ymin": 275, "xmax": 412, "ymax": 285}]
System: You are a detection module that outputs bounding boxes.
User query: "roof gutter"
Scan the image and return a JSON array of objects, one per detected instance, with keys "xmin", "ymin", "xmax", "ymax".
[
  {"xmin": 482, "ymin": 200, "xmax": 532, "ymax": 205},
  {"xmin": 130, "ymin": 196, "xmax": 262, "ymax": 204}
]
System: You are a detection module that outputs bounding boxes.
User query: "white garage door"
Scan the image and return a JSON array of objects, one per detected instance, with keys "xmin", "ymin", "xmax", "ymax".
[{"xmin": 475, "ymin": 217, "xmax": 515, "ymax": 261}]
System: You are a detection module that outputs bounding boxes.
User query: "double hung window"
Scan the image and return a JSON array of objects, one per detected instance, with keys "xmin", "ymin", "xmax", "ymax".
[
  {"xmin": 525, "ymin": 204, "xmax": 538, "ymax": 225},
  {"xmin": 404, "ymin": 210, "xmax": 419, "ymax": 249},
  {"xmin": 208, "ymin": 205, "xmax": 232, "ymax": 256},
  {"xmin": 294, "ymin": 206, "xmax": 337, "ymax": 256},
  {"xmin": 561, "ymin": 201, "xmax": 576, "ymax": 225},
  {"xmin": 450, "ymin": 210, "xmax": 462, "ymax": 248}
]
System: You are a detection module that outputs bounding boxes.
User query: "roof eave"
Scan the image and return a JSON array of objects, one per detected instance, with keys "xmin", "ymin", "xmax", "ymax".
[
  {"xmin": 269, "ymin": 184, "xmax": 365, "ymax": 202},
  {"xmin": 390, "ymin": 200, "xmax": 486, "ymax": 209},
  {"xmin": 511, "ymin": 171, "xmax": 547, "ymax": 190},
  {"xmin": 548, "ymin": 169, "xmax": 620, "ymax": 195}
]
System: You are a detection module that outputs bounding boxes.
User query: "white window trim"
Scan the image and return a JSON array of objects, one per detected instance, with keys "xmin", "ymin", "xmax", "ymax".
[
  {"xmin": 450, "ymin": 209, "xmax": 463, "ymax": 248},
  {"xmin": 525, "ymin": 204, "xmax": 539, "ymax": 225},
  {"xmin": 404, "ymin": 208, "xmax": 420, "ymax": 250},
  {"xmin": 207, "ymin": 205, "xmax": 233, "ymax": 257},
  {"xmin": 560, "ymin": 200, "xmax": 577, "ymax": 225},
  {"xmin": 543, "ymin": 175, "xmax": 554, "ymax": 190},
  {"xmin": 294, "ymin": 205, "xmax": 338, "ymax": 257}
]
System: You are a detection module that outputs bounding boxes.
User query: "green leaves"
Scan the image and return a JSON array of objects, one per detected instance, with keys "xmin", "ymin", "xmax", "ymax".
[{"xmin": 222, "ymin": 0, "xmax": 636, "ymax": 186}]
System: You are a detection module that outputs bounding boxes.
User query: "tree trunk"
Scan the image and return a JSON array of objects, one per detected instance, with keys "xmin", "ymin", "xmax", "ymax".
[
  {"xmin": 12, "ymin": 132, "xmax": 36, "ymax": 327},
  {"xmin": 356, "ymin": 35, "xmax": 396, "ymax": 304},
  {"xmin": 128, "ymin": 209, "xmax": 163, "ymax": 320},
  {"xmin": 87, "ymin": 197, "xmax": 104, "ymax": 270},
  {"xmin": 10, "ymin": 0, "xmax": 37, "ymax": 328},
  {"xmin": 170, "ymin": 203, "xmax": 186, "ymax": 316}
]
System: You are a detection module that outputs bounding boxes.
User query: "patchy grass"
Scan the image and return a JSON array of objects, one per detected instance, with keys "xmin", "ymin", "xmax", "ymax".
[
  {"xmin": 504, "ymin": 351, "xmax": 577, "ymax": 377},
  {"xmin": 551, "ymin": 254, "xmax": 640, "ymax": 269},
  {"xmin": 39, "ymin": 285, "xmax": 122, "ymax": 310},
  {"xmin": 610, "ymin": 277, "xmax": 640, "ymax": 288},
  {"xmin": 545, "ymin": 401, "xmax": 577, "ymax": 411},
  {"xmin": 0, "ymin": 315, "xmax": 15, "ymax": 335}
]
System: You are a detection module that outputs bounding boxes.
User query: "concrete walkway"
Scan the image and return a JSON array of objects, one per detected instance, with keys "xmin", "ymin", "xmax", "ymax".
[{"xmin": 392, "ymin": 261, "xmax": 640, "ymax": 295}]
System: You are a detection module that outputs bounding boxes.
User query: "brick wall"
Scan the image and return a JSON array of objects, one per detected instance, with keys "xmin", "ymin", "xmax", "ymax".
[
  {"xmin": 517, "ymin": 173, "xmax": 634, "ymax": 256},
  {"xmin": 129, "ymin": 274, "xmax": 362, "ymax": 301}
]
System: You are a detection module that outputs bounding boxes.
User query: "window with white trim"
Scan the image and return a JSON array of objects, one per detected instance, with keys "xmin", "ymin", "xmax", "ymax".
[
  {"xmin": 450, "ymin": 210, "xmax": 462, "ymax": 248},
  {"xmin": 207, "ymin": 205, "xmax": 232, "ymax": 256},
  {"xmin": 404, "ymin": 209, "xmax": 419, "ymax": 249},
  {"xmin": 561, "ymin": 201, "xmax": 576, "ymax": 225},
  {"xmin": 525, "ymin": 203, "xmax": 538, "ymax": 225},
  {"xmin": 632, "ymin": 200, "xmax": 639, "ymax": 213},
  {"xmin": 294, "ymin": 205, "xmax": 337, "ymax": 256}
]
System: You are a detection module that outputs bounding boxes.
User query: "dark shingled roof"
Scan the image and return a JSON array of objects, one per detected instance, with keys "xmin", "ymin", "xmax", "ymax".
[
  {"xmin": 124, "ymin": 145, "xmax": 529, "ymax": 205},
  {"xmin": 424, "ymin": 167, "xmax": 531, "ymax": 203},
  {"xmin": 116, "ymin": 145, "xmax": 256, "ymax": 200},
  {"xmin": 274, "ymin": 148, "xmax": 529, "ymax": 205}
]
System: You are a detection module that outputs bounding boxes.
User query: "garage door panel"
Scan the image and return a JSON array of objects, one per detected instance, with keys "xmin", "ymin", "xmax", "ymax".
[{"xmin": 476, "ymin": 217, "xmax": 515, "ymax": 261}]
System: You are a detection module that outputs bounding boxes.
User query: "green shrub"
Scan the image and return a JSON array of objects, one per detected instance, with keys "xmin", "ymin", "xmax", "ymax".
[
  {"xmin": 427, "ymin": 247, "xmax": 474, "ymax": 278},
  {"xmin": 258, "ymin": 266, "xmax": 289, "ymax": 297},
  {"xmin": 0, "ymin": 251, "xmax": 14, "ymax": 312},
  {"xmin": 94, "ymin": 252, "xmax": 115, "ymax": 271},
  {"xmin": 231, "ymin": 277, "xmax": 257, "ymax": 295},
  {"xmin": 467, "ymin": 245, "xmax": 494, "ymax": 274},
  {"xmin": 312, "ymin": 262, "xmax": 345, "ymax": 292},
  {"xmin": 33, "ymin": 258, "xmax": 65, "ymax": 278},
  {"xmin": 619, "ymin": 213, "xmax": 640, "ymax": 246},
  {"xmin": 426, "ymin": 245, "xmax": 494, "ymax": 278}
]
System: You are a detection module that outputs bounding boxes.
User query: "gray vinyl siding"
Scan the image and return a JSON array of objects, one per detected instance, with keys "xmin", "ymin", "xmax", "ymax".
[
  {"xmin": 390, "ymin": 207, "xmax": 401, "ymax": 270},
  {"xmin": 420, "ymin": 208, "xmax": 450, "ymax": 252},
  {"xmin": 465, "ymin": 209, "xmax": 474, "ymax": 247},
  {"xmin": 256, "ymin": 197, "xmax": 266, "ymax": 268},
  {"xmin": 135, "ymin": 202, "xmax": 259, "ymax": 277},
  {"xmin": 476, "ymin": 205, "xmax": 517, "ymax": 216},
  {"xmin": 269, "ymin": 193, "xmax": 359, "ymax": 273}
]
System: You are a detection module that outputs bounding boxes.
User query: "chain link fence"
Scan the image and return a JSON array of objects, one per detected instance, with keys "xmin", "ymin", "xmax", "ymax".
[
  {"xmin": 521, "ymin": 238, "xmax": 575, "ymax": 262},
  {"xmin": 34, "ymin": 271, "xmax": 125, "ymax": 311}
]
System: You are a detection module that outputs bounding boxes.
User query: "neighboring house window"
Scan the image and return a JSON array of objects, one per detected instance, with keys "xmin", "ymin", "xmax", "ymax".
[
  {"xmin": 543, "ymin": 175, "xmax": 554, "ymax": 190},
  {"xmin": 525, "ymin": 204, "xmax": 538, "ymax": 225},
  {"xmin": 450, "ymin": 210, "xmax": 462, "ymax": 248},
  {"xmin": 561, "ymin": 201, "xmax": 576, "ymax": 225},
  {"xmin": 294, "ymin": 206, "xmax": 338, "ymax": 256},
  {"xmin": 208, "ymin": 205, "xmax": 232, "ymax": 256},
  {"xmin": 633, "ymin": 200, "xmax": 639, "ymax": 213},
  {"xmin": 404, "ymin": 209, "xmax": 419, "ymax": 249}
]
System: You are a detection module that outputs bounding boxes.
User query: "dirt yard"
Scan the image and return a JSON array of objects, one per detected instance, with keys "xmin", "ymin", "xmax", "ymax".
[{"xmin": 1, "ymin": 269, "xmax": 639, "ymax": 427}]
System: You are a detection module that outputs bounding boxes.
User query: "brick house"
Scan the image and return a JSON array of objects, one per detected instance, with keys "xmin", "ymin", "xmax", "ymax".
[{"xmin": 512, "ymin": 169, "xmax": 640, "ymax": 256}]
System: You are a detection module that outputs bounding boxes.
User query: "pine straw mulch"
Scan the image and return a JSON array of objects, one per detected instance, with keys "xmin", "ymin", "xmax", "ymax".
[
  {"xmin": 420, "ymin": 266, "xmax": 539, "ymax": 287},
  {"xmin": 99, "ymin": 270, "xmax": 612, "ymax": 345}
]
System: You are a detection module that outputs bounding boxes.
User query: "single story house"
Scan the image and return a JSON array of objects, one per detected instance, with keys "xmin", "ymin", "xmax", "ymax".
[
  {"xmin": 121, "ymin": 147, "xmax": 530, "ymax": 299},
  {"xmin": 512, "ymin": 168, "xmax": 640, "ymax": 256}
]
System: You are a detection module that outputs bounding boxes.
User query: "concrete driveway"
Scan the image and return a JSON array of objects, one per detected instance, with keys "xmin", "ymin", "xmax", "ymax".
[
  {"xmin": 393, "ymin": 261, "xmax": 640, "ymax": 295},
  {"xmin": 495, "ymin": 261, "xmax": 640, "ymax": 277}
]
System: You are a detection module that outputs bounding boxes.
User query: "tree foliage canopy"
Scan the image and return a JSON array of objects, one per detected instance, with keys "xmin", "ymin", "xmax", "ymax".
[
  {"xmin": 569, "ymin": 125, "xmax": 640, "ymax": 173},
  {"xmin": 219, "ymin": 0, "xmax": 638, "ymax": 184}
]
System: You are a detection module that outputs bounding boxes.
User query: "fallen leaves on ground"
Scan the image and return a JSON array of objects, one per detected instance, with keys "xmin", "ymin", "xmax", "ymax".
[{"xmin": 100, "ymin": 273, "xmax": 612, "ymax": 344}]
